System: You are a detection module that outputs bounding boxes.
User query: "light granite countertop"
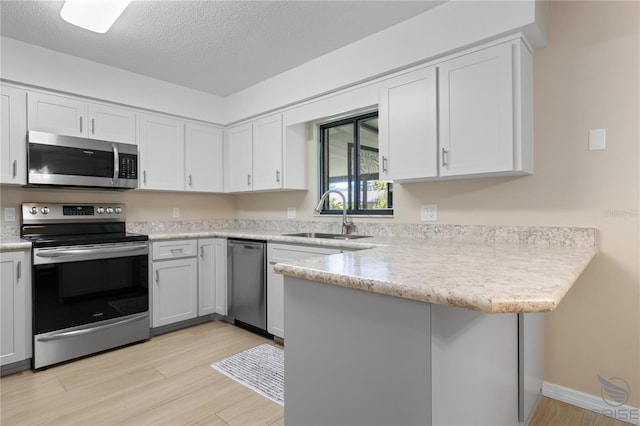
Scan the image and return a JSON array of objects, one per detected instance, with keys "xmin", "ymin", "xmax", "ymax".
[
  {"xmin": 1, "ymin": 223, "xmax": 597, "ymax": 313},
  {"xmin": 146, "ymin": 227, "xmax": 596, "ymax": 314}
]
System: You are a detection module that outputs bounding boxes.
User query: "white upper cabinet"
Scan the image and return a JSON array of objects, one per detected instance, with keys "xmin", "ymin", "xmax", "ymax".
[
  {"xmin": 439, "ymin": 42, "xmax": 516, "ymax": 177},
  {"xmin": 224, "ymin": 114, "xmax": 306, "ymax": 193},
  {"xmin": 224, "ymin": 122, "xmax": 253, "ymax": 193},
  {"xmin": 253, "ymin": 114, "xmax": 283, "ymax": 191},
  {"xmin": 1, "ymin": 85, "xmax": 27, "ymax": 185},
  {"xmin": 138, "ymin": 113, "xmax": 185, "ymax": 191},
  {"xmin": 27, "ymin": 92, "xmax": 86, "ymax": 137},
  {"xmin": 87, "ymin": 103, "xmax": 136, "ymax": 144},
  {"xmin": 27, "ymin": 92, "xmax": 136, "ymax": 144},
  {"xmin": 185, "ymin": 123, "xmax": 223, "ymax": 192},
  {"xmin": 377, "ymin": 38, "xmax": 533, "ymax": 182},
  {"xmin": 378, "ymin": 66, "xmax": 438, "ymax": 182},
  {"xmin": 438, "ymin": 40, "xmax": 533, "ymax": 177}
]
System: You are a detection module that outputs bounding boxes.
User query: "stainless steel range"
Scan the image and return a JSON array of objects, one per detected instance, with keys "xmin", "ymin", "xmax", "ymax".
[{"xmin": 21, "ymin": 202, "xmax": 149, "ymax": 369}]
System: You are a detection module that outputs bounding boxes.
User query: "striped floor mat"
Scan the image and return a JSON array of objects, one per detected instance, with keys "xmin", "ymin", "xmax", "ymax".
[{"xmin": 211, "ymin": 343, "xmax": 284, "ymax": 406}]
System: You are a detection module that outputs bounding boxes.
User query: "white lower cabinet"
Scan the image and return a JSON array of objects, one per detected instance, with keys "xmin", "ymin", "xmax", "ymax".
[
  {"xmin": 151, "ymin": 239, "xmax": 227, "ymax": 329},
  {"xmin": 1, "ymin": 250, "xmax": 31, "ymax": 367},
  {"xmin": 197, "ymin": 238, "xmax": 227, "ymax": 316},
  {"xmin": 151, "ymin": 240, "xmax": 198, "ymax": 327},
  {"xmin": 267, "ymin": 243, "xmax": 344, "ymax": 339}
]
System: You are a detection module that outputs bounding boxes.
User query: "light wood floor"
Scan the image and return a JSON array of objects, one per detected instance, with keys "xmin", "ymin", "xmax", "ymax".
[{"xmin": 0, "ymin": 321, "xmax": 630, "ymax": 426}]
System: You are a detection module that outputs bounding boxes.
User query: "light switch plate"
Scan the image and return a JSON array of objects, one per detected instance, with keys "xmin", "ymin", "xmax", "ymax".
[
  {"xmin": 420, "ymin": 204, "xmax": 437, "ymax": 221},
  {"xmin": 287, "ymin": 207, "xmax": 297, "ymax": 219},
  {"xmin": 172, "ymin": 207, "xmax": 180, "ymax": 218},
  {"xmin": 589, "ymin": 128, "xmax": 606, "ymax": 151},
  {"xmin": 4, "ymin": 208, "xmax": 16, "ymax": 222}
]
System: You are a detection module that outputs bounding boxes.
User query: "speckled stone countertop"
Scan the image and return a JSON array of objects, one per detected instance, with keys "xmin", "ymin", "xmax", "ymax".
[
  {"xmin": 143, "ymin": 225, "xmax": 596, "ymax": 314},
  {"xmin": 273, "ymin": 238, "xmax": 596, "ymax": 313},
  {"xmin": 1, "ymin": 220, "xmax": 597, "ymax": 313}
]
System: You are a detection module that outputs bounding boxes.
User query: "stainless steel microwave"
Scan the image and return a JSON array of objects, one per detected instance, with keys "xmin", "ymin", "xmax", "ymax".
[{"xmin": 27, "ymin": 131, "xmax": 138, "ymax": 190}]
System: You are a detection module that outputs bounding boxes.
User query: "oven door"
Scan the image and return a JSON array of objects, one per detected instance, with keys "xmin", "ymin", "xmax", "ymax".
[
  {"xmin": 32, "ymin": 242, "xmax": 149, "ymax": 335},
  {"xmin": 32, "ymin": 242, "xmax": 149, "ymax": 368}
]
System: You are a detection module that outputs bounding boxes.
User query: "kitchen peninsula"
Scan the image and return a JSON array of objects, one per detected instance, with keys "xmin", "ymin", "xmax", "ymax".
[{"xmin": 271, "ymin": 226, "xmax": 596, "ymax": 426}]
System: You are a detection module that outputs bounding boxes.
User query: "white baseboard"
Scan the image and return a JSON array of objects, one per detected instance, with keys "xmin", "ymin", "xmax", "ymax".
[{"xmin": 543, "ymin": 381, "xmax": 640, "ymax": 425}]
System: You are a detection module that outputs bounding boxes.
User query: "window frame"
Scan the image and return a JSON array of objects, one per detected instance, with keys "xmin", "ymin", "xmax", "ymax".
[{"xmin": 318, "ymin": 111, "xmax": 393, "ymax": 216}]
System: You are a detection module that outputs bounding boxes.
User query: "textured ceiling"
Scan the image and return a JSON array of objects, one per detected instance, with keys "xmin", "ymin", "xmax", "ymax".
[{"xmin": 0, "ymin": 1, "xmax": 444, "ymax": 97}]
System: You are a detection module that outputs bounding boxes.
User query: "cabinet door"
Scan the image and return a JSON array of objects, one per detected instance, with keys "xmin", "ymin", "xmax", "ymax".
[
  {"xmin": 87, "ymin": 103, "xmax": 136, "ymax": 144},
  {"xmin": 185, "ymin": 123, "xmax": 223, "ymax": 192},
  {"xmin": 152, "ymin": 258, "xmax": 198, "ymax": 327},
  {"xmin": 27, "ymin": 92, "xmax": 87, "ymax": 137},
  {"xmin": 267, "ymin": 244, "xmax": 341, "ymax": 339},
  {"xmin": 252, "ymin": 114, "xmax": 283, "ymax": 191},
  {"xmin": 439, "ymin": 43, "xmax": 514, "ymax": 177},
  {"xmin": 198, "ymin": 239, "xmax": 216, "ymax": 316},
  {"xmin": 213, "ymin": 238, "xmax": 227, "ymax": 315},
  {"xmin": 1, "ymin": 86, "xmax": 27, "ymax": 185},
  {"xmin": 224, "ymin": 123, "xmax": 253, "ymax": 193},
  {"xmin": 1, "ymin": 251, "xmax": 28, "ymax": 366},
  {"xmin": 378, "ymin": 66, "xmax": 438, "ymax": 181},
  {"xmin": 138, "ymin": 114, "xmax": 185, "ymax": 190}
]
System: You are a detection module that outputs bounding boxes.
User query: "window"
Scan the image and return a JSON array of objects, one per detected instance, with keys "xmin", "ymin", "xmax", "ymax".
[{"xmin": 319, "ymin": 112, "xmax": 393, "ymax": 215}]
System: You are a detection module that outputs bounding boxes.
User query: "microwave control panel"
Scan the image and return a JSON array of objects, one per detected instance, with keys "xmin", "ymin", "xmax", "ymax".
[{"xmin": 119, "ymin": 154, "xmax": 138, "ymax": 179}]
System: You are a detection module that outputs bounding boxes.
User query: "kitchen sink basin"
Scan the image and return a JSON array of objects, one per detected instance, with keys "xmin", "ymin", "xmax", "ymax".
[{"xmin": 282, "ymin": 232, "xmax": 371, "ymax": 240}]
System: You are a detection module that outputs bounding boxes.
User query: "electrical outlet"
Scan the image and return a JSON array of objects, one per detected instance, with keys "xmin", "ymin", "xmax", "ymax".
[
  {"xmin": 287, "ymin": 207, "xmax": 297, "ymax": 219},
  {"xmin": 172, "ymin": 207, "xmax": 180, "ymax": 218},
  {"xmin": 420, "ymin": 204, "xmax": 437, "ymax": 222},
  {"xmin": 4, "ymin": 208, "xmax": 16, "ymax": 222}
]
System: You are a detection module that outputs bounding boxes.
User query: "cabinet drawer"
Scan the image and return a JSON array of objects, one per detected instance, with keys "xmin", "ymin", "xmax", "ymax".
[{"xmin": 152, "ymin": 240, "xmax": 197, "ymax": 261}]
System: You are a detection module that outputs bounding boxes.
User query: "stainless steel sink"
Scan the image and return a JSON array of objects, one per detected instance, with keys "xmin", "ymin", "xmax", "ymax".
[{"xmin": 282, "ymin": 232, "xmax": 371, "ymax": 240}]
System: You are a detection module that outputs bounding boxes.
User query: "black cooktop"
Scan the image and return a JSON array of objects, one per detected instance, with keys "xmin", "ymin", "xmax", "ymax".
[{"xmin": 21, "ymin": 222, "xmax": 148, "ymax": 248}]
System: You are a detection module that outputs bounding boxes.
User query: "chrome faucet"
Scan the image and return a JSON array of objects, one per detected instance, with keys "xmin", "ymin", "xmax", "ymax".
[{"xmin": 315, "ymin": 189, "xmax": 353, "ymax": 235}]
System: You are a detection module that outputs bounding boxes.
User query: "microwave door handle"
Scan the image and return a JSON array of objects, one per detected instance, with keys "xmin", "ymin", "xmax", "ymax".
[{"xmin": 112, "ymin": 144, "xmax": 119, "ymax": 186}]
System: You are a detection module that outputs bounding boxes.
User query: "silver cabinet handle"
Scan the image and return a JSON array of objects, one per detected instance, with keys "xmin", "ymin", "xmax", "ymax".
[
  {"xmin": 91, "ymin": 118, "xmax": 95, "ymax": 135},
  {"xmin": 382, "ymin": 156, "xmax": 388, "ymax": 173},
  {"xmin": 441, "ymin": 148, "xmax": 448, "ymax": 167},
  {"xmin": 170, "ymin": 248, "xmax": 184, "ymax": 255},
  {"xmin": 143, "ymin": 170, "xmax": 147, "ymax": 184},
  {"xmin": 200, "ymin": 246, "xmax": 204, "ymax": 259},
  {"xmin": 112, "ymin": 143, "xmax": 119, "ymax": 185},
  {"xmin": 189, "ymin": 174, "xmax": 193, "ymax": 187},
  {"xmin": 12, "ymin": 160, "xmax": 17, "ymax": 178},
  {"xmin": 247, "ymin": 174, "xmax": 252, "ymax": 186},
  {"xmin": 276, "ymin": 170, "xmax": 281, "ymax": 183},
  {"xmin": 155, "ymin": 270, "xmax": 159, "ymax": 284},
  {"xmin": 79, "ymin": 116, "xmax": 83, "ymax": 133},
  {"xmin": 16, "ymin": 261, "xmax": 21, "ymax": 280}
]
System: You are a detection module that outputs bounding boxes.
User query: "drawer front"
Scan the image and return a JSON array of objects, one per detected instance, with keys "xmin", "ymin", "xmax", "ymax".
[{"xmin": 152, "ymin": 240, "xmax": 197, "ymax": 261}]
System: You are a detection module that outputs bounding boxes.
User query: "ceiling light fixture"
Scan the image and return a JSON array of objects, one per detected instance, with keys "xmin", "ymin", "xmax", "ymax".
[{"xmin": 60, "ymin": 0, "xmax": 132, "ymax": 34}]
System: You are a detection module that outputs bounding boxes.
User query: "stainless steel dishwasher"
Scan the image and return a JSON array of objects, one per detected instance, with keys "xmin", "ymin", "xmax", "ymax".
[{"xmin": 227, "ymin": 239, "xmax": 268, "ymax": 335}]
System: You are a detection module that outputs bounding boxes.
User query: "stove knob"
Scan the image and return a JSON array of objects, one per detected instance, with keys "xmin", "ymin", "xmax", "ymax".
[
  {"xmin": 29, "ymin": 206, "xmax": 38, "ymax": 215},
  {"xmin": 114, "ymin": 207, "xmax": 122, "ymax": 214},
  {"xmin": 41, "ymin": 207, "xmax": 50, "ymax": 215},
  {"xmin": 105, "ymin": 207, "xmax": 114, "ymax": 214},
  {"xmin": 96, "ymin": 207, "xmax": 105, "ymax": 214}
]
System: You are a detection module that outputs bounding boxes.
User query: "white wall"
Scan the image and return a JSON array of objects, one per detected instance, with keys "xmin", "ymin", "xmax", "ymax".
[
  {"xmin": 0, "ymin": 37, "xmax": 225, "ymax": 124},
  {"xmin": 223, "ymin": 0, "xmax": 547, "ymax": 123}
]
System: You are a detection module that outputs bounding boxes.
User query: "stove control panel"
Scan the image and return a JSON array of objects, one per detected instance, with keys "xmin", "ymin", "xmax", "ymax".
[{"xmin": 22, "ymin": 203, "xmax": 126, "ymax": 224}]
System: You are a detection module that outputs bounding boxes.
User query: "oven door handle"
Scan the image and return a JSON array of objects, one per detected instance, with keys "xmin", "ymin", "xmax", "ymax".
[
  {"xmin": 36, "ymin": 313, "xmax": 149, "ymax": 342},
  {"xmin": 36, "ymin": 244, "xmax": 148, "ymax": 259}
]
